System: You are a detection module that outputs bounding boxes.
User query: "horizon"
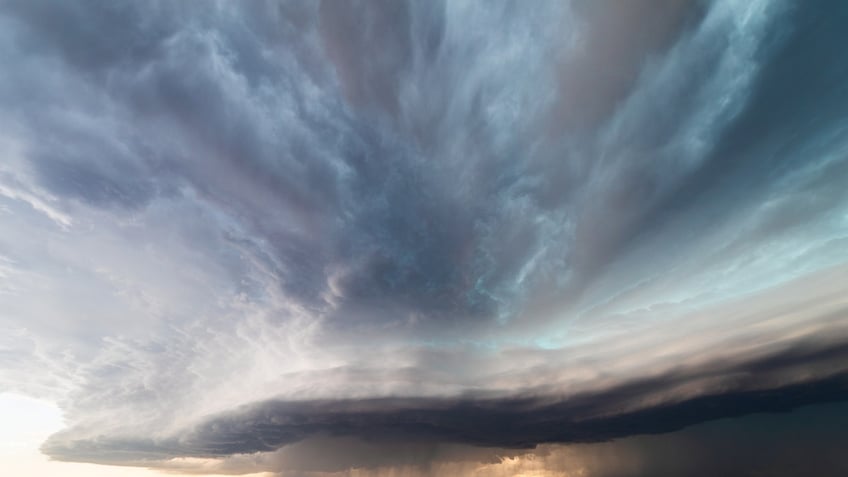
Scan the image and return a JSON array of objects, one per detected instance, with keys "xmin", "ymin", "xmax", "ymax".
[{"xmin": 1, "ymin": 1, "xmax": 848, "ymax": 476}]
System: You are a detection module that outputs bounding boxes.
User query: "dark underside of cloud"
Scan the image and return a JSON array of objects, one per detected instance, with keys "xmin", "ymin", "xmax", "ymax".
[
  {"xmin": 1, "ymin": 0, "xmax": 848, "ymax": 475},
  {"xmin": 43, "ymin": 340, "xmax": 848, "ymax": 464}
]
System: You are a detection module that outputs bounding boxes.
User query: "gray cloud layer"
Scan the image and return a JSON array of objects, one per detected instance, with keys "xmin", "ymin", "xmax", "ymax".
[
  {"xmin": 1, "ymin": 0, "xmax": 848, "ymax": 475},
  {"xmin": 42, "ymin": 342, "xmax": 848, "ymax": 463}
]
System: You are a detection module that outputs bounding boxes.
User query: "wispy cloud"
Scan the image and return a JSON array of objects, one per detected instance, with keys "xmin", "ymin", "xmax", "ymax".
[{"xmin": 1, "ymin": 0, "xmax": 847, "ymax": 475}]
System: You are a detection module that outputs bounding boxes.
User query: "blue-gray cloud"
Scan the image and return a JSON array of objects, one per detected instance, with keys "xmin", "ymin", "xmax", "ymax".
[
  {"xmin": 41, "ymin": 341, "xmax": 848, "ymax": 462},
  {"xmin": 1, "ymin": 0, "xmax": 848, "ymax": 475}
]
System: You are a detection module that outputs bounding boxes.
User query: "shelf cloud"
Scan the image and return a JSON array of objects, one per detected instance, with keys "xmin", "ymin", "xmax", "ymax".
[{"xmin": 1, "ymin": 0, "xmax": 847, "ymax": 475}]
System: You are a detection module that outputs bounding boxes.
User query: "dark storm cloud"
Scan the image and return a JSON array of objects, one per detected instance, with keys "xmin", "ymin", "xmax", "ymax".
[
  {"xmin": 4, "ymin": 0, "xmax": 169, "ymax": 70},
  {"xmin": 28, "ymin": 135, "xmax": 159, "ymax": 210},
  {"xmin": 4, "ymin": 0, "xmax": 838, "ymax": 335},
  {"xmin": 183, "ymin": 371, "xmax": 848, "ymax": 453},
  {"xmin": 2, "ymin": 0, "xmax": 848, "ymax": 475},
  {"xmin": 42, "ymin": 338, "xmax": 848, "ymax": 463},
  {"xmin": 625, "ymin": 0, "xmax": 848, "ymax": 247},
  {"xmin": 1, "ymin": 0, "xmax": 765, "ymax": 327},
  {"xmin": 3, "ymin": 0, "xmax": 504, "ymax": 322}
]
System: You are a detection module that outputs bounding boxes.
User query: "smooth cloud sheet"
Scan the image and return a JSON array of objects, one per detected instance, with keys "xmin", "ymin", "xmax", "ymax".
[{"xmin": 1, "ymin": 0, "xmax": 848, "ymax": 476}]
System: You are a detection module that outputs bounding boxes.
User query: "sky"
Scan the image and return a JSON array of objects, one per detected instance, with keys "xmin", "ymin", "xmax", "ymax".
[{"xmin": 0, "ymin": 0, "xmax": 847, "ymax": 476}]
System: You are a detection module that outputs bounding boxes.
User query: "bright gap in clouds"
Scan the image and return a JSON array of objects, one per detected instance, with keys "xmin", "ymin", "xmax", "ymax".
[
  {"xmin": 1, "ymin": 0, "xmax": 848, "ymax": 475},
  {"xmin": 0, "ymin": 393, "xmax": 272, "ymax": 477},
  {"xmin": 0, "ymin": 393, "xmax": 156, "ymax": 476}
]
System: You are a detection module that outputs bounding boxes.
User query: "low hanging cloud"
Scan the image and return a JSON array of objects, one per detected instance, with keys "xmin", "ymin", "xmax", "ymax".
[{"xmin": 1, "ymin": 0, "xmax": 848, "ymax": 476}]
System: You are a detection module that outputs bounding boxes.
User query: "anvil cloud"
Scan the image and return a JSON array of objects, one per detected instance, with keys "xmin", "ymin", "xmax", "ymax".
[{"xmin": 1, "ymin": 0, "xmax": 848, "ymax": 476}]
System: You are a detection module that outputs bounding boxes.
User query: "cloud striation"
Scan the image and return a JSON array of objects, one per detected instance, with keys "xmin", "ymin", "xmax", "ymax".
[{"xmin": 1, "ymin": 0, "xmax": 848, "ymax": 475}]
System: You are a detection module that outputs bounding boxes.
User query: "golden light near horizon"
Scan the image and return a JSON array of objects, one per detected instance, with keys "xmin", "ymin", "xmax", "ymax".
[
  {"xmin": 0, "ymin": 393, "xmax": 274, "ymax": 477},
  {"xmin": 0, "ymin": 393, "xmax": 162, "ymax": 476},
  {"xmin": 2, "ymin": 0, "xmax": 848, "ymax": 475}
]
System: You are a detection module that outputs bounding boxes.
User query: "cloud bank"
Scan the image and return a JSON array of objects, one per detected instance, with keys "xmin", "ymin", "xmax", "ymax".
[{"xmin": 1, "ymin": 0, "xmax": 848, "ymax": 475}]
